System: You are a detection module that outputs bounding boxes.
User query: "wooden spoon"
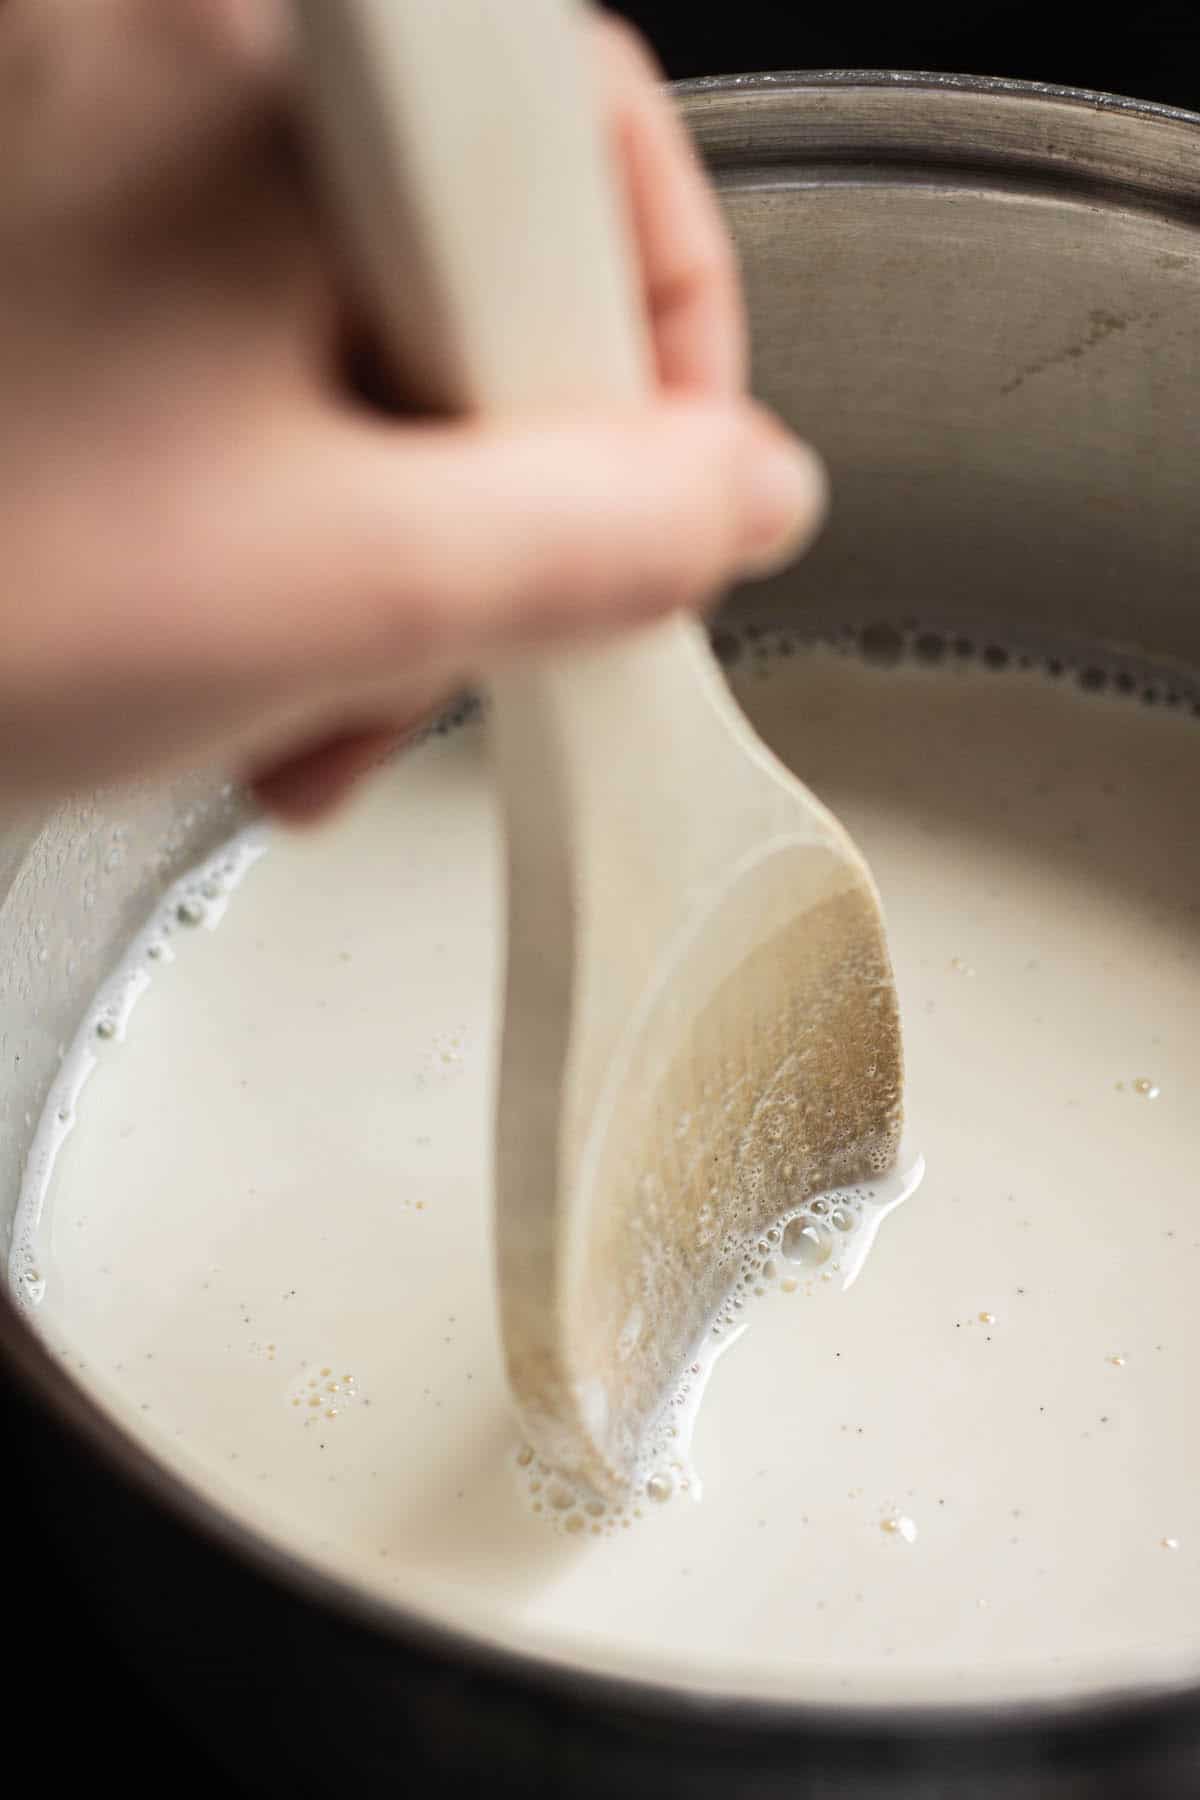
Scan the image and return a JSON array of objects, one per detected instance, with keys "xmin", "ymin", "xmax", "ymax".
[{"xmin": 294, "ymin": 0, "xmax": 903, "ymax": 1498}]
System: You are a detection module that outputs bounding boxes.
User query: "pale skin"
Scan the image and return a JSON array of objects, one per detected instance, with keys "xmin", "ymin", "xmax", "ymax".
[{"xmin": 0, "ymin": 0, "xmax": 826, "ymax": 822}]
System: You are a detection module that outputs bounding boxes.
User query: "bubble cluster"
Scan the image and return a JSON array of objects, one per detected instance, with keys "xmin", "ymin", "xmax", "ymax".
[
  {"xmin": 288, "ymin": 1363, "xmax": 360, "ymax": 1425},
  {"xmin": 518, "ymin": 1156, "xmax": 923, "ymax": 1535},
  {"xmin": 515, "ymin": 1437, "xmax": 695, "ymax": 1537},
  {"xmin": 7, "ymin": 831, "xmax": 268, "ymax": 1317},
  {"xmin": 709, "ymin": 617, "xmax": 1200, "ymax": 718},
  {"xmin": 515, "ymin": 1449, "xmax": 634, "ymax": 1536},
  {"xmin": 12, "ymin": 1244, "xmax": 44, "ymax": 1307},
  {"xmin": 706, "ymin": 1162, "xmax": 920, "ymax": 1332}
]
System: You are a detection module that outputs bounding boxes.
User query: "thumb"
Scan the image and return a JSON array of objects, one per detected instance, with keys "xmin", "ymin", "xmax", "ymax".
[{"xmin": 236, "ymin": 395, "xmax": 827, "ymax": 689}]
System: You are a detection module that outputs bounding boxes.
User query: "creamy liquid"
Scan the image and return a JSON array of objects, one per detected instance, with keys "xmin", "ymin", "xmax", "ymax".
[{"xmin": 13, "ymin": 642, "xmax": 1200, "ymax": 1707}]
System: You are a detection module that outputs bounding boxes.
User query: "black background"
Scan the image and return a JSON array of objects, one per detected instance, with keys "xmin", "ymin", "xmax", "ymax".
[
  {"xmin": 611, "ymin": 2, "xmax": 1200, "ymax": 111},
  {"xmin": 7, "ymin": 5, "xmax": 1199, "ymax": 1795}
]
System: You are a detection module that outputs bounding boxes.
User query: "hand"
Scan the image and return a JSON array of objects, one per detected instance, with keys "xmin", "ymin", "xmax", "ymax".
[{"xmin": 0, "ymin": 1, "xmax": 826, "ymax": 821}]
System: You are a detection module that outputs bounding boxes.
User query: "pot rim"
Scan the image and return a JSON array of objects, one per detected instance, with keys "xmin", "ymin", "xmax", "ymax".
[
  {"xmin": 677, "ymin": 64, "xmax": 1200, "ymax": 124},
  {"xmin": 7, "ymin": 66, "xmax": 1200, "ymax": 1759}
]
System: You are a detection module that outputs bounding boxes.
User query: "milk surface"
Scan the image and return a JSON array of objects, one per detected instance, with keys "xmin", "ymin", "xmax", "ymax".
[{"xmin": 13, "ymin": 642, "xmax": 1200, "ymax": 1706}]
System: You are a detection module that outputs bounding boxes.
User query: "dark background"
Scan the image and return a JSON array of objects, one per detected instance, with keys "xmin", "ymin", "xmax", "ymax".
[
  {"xmin": 7, "ymin": 5, "xmax": 1199, "ymax": 1795},
  {"xmin": 612, "ymin": 2, "xmax": 1200, "ymax": 111}
]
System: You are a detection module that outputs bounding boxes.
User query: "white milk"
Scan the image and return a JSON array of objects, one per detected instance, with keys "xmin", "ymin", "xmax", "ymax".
[{"xmin": 13, "ymin": 640, "xmax": 1200, "ymax": 1707}]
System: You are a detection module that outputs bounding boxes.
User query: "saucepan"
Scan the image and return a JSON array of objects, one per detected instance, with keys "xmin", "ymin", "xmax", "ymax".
[{"xmin": 4, "ymin": 73, "xmax": 1200, "ymax": 1797}]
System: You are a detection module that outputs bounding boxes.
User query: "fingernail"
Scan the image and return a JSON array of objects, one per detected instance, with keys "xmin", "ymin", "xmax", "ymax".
[{"xmin": 737, "ymin": 421, "xmax": 828, "ymax": 579}]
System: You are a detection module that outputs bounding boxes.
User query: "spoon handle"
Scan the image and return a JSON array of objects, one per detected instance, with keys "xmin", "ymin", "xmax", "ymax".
[
  {"xmin": 294, "ymin": 0, "xmax": 647, "ymax": 414},
  {"xmin": 292, "ymin": 0, "xmax": 774, "ymax": 1064},
  {"xmin": 292, "ymin": 1, "xmax": 901, "ymax": 1498}
]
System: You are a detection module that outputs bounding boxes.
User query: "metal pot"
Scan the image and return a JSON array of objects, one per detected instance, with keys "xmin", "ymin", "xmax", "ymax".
[{"xmin": 5, "ymin": 72, "xmax": 1200, "ymax": 1797}]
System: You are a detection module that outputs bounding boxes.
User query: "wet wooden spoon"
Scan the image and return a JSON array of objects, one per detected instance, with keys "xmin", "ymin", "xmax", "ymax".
[{"xmin": 295, "ymin": 0, "xmax": 903, "ymax": 1497}]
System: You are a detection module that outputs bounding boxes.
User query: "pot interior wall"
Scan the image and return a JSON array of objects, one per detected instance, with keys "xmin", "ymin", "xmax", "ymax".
[{"xmin": 686, "ymin": 76, "xmax": 1200, "ymax": 667}]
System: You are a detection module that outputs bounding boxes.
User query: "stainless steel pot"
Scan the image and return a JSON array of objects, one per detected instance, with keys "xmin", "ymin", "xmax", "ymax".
[{"xmin": 5, "ymin": 72, "xmax": 1200, "ymax": 1797}]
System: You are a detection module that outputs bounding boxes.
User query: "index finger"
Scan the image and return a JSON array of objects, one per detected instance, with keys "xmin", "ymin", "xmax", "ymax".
[{"xmin": 593, "ymin": 15, "xmax": 748, "ymax": 397}]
